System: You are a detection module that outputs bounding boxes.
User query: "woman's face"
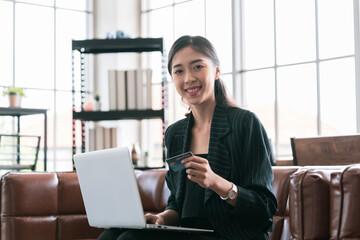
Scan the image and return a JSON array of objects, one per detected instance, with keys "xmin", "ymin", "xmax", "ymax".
[{"xmin": 171, "ymin": 46, "xmax": 220, "ymax": 108}]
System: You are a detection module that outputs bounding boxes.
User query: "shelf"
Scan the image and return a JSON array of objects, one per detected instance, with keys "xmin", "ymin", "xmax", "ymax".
[
  {"xmin": 72, "ymin": 38, "xmax": 163, "ymax": 54},
  {"xmin": 73, "ymin": 109, "xmax": 164, "ymax": 121},
  {"xmin": 0, "ymin": 107, "xmax": 48, "ymax": 117}
]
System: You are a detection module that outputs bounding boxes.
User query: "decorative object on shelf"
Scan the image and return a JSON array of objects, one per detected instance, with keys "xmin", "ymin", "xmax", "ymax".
[
  {"xmin": 83, "ymin": 99, "xmax": 94, "ymax": 111},
  {"xmin": 106, "ymin": 30, "xmax": 131, "ymax": 39},
  {"xmin": 131, "ymin": 143, "xmax": 141, "ymax": 166},
  {"xmin": 2, "ymin": 87, "xmax": 25, "ymax": 108},
  {"xmin": 94, "ymin": 93, "xmax": 101, "ymax": 111},
  {"xmin": 143, "ymin": 151, "xmax": 149, "ymax": 167},
  {"xmin": 82, "ymin": 93, "xmax": 101, "ymax": 111}
]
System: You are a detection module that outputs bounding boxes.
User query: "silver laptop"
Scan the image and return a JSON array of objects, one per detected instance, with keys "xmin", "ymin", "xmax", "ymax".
[{"xmin": 74, "ymin": 147, "xmax": 213, "ymax": 233}]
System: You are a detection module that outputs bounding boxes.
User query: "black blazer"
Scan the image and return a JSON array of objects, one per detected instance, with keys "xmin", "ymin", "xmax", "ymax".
[{"xmin": 164, "ymin": 105, "xmax": 278, "ymax": 240}]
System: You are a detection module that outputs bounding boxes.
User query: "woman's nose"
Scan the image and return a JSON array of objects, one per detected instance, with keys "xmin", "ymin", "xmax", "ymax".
[{"xmin": 184, "ymin": 71, "xmax": 195, "ymax": 84}]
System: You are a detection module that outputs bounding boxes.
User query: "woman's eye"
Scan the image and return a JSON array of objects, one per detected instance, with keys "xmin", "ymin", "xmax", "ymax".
[
  {"xmin": 194, "ymin": 65, "xmax": 203, "ymax": 70},
  {"xmin": 174, "ymin": 69, "xmax": 183, "ymax": 75}
]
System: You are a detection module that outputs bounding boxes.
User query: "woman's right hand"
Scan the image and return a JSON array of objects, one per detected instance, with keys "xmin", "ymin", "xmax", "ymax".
[
  {"xmin": 145, "ymin": 209, "xmax": 180, "ymax": 226},
  {"xmin": 145, "ymin": 213, "xmax": 165, "ymax": 225}
]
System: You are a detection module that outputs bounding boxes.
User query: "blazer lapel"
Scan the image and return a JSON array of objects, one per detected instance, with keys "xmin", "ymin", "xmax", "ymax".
[
  {"xmin": 169, "ymin": 114, "xmax": 194, "ymax": 205},
  {"xmin": 170, "ymin": 114, "xmax": 194, "ymax": 155},
  {"xmin": 205, "ymin": 105, "xmax": 232, "ymax": 203}
]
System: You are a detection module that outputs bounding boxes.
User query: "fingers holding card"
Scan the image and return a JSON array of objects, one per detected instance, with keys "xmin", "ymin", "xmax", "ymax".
[{"xmin": 166, "ymin": 152, "xmax": 193, "ymax": 172}]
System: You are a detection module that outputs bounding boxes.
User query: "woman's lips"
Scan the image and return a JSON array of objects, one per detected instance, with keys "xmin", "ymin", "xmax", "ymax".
[{"xmin": 185, "ymin": 86, "xmax": 201, "ymax": 96}]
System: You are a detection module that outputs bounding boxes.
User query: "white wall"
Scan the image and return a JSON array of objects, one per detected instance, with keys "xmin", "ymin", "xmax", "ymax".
[
  {"xmin": 92, "ymin": 0, "xmax": 144, "ymax": 158},
  {"xmin": 93, "ymin": 0, "xmax": 141, "ymax": 95},
  {"xmin": 93, "ymin": 0, "xmax": 140, "ymax": 39}
]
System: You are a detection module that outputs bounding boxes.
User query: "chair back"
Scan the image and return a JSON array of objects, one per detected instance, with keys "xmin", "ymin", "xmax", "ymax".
[
  {"xmin": 291, "ymin": 135, "xmax": 360, "ymax": 166},
  {"xmin": 0, "ymin": 134, "xmax": 41, "ymax": 171}
]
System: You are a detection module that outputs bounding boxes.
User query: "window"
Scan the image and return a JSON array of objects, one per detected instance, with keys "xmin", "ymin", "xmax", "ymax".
[
  {"xmin": 241, "ymin": 0, "xmax": 358, "ymax": 158},
  {"xmin": 141, "ymin": 0, "xmax": 360, "ymax": 160},
  {"xmin": 0, "ymin": 0, "xmax": 92, "ymax": 171}
]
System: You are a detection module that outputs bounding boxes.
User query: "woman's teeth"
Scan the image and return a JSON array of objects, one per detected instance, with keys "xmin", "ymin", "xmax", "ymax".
[{"xmin": 187, "ymin": 87, "xmax": 200, "ymax": 93}]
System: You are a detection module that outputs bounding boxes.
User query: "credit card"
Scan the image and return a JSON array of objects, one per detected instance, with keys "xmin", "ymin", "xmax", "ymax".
[{"xmin": 166, "ymin": 151, "xmax": 193, "ymax": 172}]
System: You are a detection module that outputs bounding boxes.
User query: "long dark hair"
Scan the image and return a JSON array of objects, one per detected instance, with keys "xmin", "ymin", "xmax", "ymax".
[{"xmin": 167, "ymin": 35, "xmax": 235, "ymax": 108}]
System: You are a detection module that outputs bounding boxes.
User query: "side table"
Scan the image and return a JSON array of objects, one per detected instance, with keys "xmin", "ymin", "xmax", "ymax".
[{"xmin": 0, "ymin": 107, "xmax": 48, "ymax": 171}]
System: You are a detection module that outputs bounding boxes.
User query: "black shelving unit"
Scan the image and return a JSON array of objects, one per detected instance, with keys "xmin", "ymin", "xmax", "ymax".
[{"xmin": 71, "ymin": 38, "xmax": 168, "ymax": 167}]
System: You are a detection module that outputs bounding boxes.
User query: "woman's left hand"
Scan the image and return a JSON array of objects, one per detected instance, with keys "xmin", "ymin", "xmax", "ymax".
[
  {"xmin": 182, "ymin": 155, "xmax": 237, "ymax": 206},
  {"xmin": 181, "ymin": 156, "xmax": 218, "ymax": 189}
]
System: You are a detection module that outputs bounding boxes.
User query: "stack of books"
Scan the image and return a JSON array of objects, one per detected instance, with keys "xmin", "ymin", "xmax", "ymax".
[
  {"xmin": 89, "ymin": 126, "xmax": 117, "ymax": 151},
  {"xmin": 108, "ymin": 69, "xmax": 153, "ymax": 111}
]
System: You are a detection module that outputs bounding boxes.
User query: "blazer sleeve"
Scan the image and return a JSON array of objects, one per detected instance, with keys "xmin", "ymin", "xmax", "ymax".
[
  {"xmin": 230, "ymin": 111, "xmax": 278, "ymax": 225},
  {"xmin": 163, "ymin": 125, "xmax": 181, "ymax": 214}
]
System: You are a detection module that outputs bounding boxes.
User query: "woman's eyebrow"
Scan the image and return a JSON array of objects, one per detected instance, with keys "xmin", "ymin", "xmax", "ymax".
[
  {"xmin": 189, "ymin": 59, "xmax": 204, "ymax": 65},
  {"xmin": 172, "ymin": 63, "xmax": 182, "ymax": 69},
  {"xmin": 172, "ymin": 59, "xmax": 204, "ymax": 69}
]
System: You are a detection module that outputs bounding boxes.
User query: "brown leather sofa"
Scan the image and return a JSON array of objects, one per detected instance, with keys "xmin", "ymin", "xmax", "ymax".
[{"xmin": 1, "ymin": 165, "xmax": 359, "ymax": 240}]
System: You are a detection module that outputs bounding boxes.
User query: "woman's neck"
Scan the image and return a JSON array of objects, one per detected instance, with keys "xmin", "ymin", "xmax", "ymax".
[{"xmin": 190, "ymin": 99, "xmax": 216, "ymax": 128}]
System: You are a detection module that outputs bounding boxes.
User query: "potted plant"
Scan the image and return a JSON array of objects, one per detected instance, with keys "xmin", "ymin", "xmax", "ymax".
[{"xmin": 3, "ymin": 87, "xmax": 26, "ymax": 107}]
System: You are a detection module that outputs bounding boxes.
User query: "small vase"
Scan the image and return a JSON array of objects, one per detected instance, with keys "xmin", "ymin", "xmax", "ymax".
[
  {"xmin": 8, "ymin": 93, "xmax": 20, "ymax": 107},
  {"xmin": 94, "ymin": 101, "xmax": 101, "ymax": 111}
]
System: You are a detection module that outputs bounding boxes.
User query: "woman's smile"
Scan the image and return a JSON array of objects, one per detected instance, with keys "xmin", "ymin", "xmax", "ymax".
[{"xmin": 185, "ymin": 86, "xmax": 202, "ymax": 96}]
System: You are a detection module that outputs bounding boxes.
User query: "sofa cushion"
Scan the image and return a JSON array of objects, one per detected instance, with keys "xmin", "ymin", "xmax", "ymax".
[
  {"xmin": 330, "ymin": 164, "xmax": 360, "ymax": 240},
  {"xmin": 57, "ymin": 214, "xmax": 103, "ymax": 240},
  {"xmin": 270, "ymin": 167, "xmax": 299, "ymax": 240},
  {"xmin": 136, "ymin": 169, "xmax": 168, "ymax": 213},
  {"xmin": 1, "ymin": 216, "xmax": 57, "ymax": 240},
  {"xmin": 1, "ymin": 172, "xmax": 58, "ymax": 216},
  {"xmin": 57, "ymin": 172, "xmax": 86, "ymax": 214},
  {"xmin": 289, "ymin": 167, "xmax": 342, "ymax": 240}
]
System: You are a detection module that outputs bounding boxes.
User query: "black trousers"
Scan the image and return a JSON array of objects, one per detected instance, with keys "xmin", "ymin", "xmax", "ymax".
[{"xmin": 97, "ymin": 228, "xmax": 227, "ymax": 240}]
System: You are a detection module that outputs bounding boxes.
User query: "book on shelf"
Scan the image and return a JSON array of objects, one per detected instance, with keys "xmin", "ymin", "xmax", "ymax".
[
  {"xmin": 146, "ymin": 69, "xmax": 152, "ymax": 109},
  {"xmin": 103, "ymin": 127, "xmax": 111, "ymax": 149},
  {"xmin": 95, "ymin": 126, "xmax": 104, "ymax": 150},
  {"xmin": 89, "ymin": 128, "xmax": 96, "ymax": 151},
  {"xmin": 126, "ymin": 70, "xmax": 137, "ymax": 110},
  {"xmin": 136, "ymin": 69, "xmax": 144, "ymax": 110},
  {"xmin": 111, "ymin": 127, "xmax": 117, "ymax": 148},
  {"xmin": 108, "ymin": 70, "xmax": 117, "ymax": 111},
  {"xmin": 116, "ymin": 70, "xmax": 127, "ymax": 110}
]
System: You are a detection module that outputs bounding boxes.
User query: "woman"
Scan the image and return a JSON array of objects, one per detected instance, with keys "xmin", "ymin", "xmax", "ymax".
[{"xmin": 98, "ymin": 35, "xmax": 277, "ymax": 240}]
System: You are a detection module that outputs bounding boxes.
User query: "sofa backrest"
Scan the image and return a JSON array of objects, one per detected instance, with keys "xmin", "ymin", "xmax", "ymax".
[
  {"xmin": 2, "ymin": 165, "xmax": 359, "ymax": 240},
  {"xmin": 0, "ymin": 170, "xmax": 171, "ymax": 240},
  {"xmin": 0, "ymin": 171, "xmax": 103, "ymax": 240}
]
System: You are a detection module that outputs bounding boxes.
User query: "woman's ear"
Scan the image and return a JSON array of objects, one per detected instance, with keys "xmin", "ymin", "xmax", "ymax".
[{"xmin": 215, "ymin": 67, "xmax": 221, "ymax": 79}]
